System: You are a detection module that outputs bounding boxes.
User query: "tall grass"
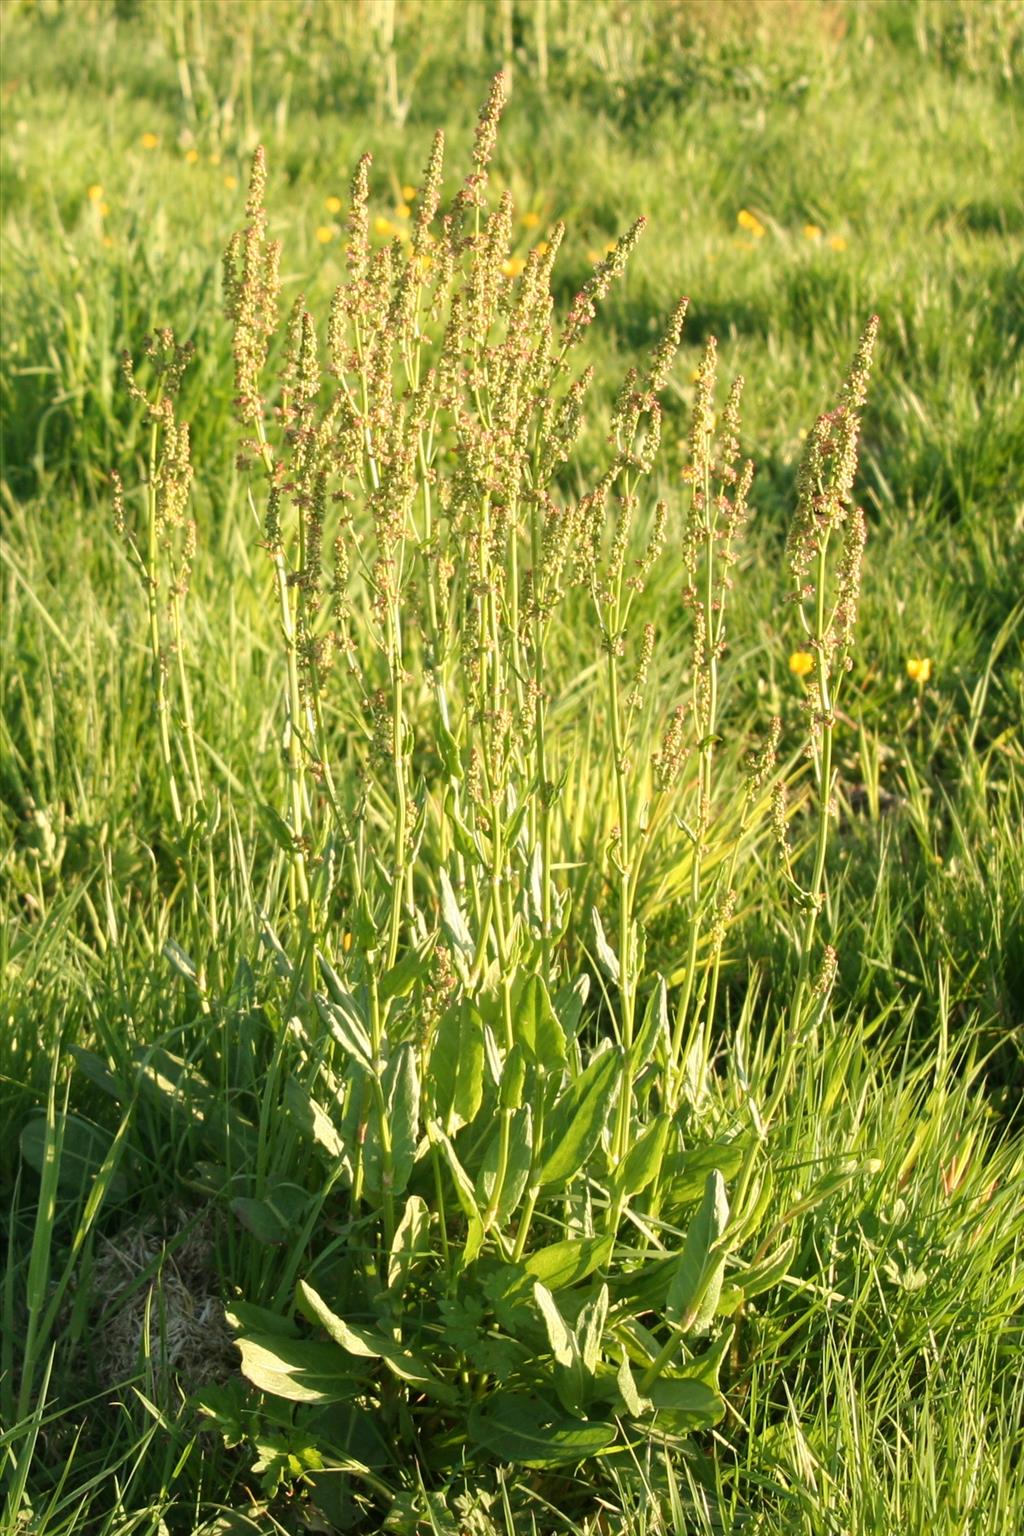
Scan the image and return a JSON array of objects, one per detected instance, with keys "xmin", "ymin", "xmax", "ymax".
[{"xmin": 2, "ymin": 2, "xmax": 1022, "ymax": 1532}]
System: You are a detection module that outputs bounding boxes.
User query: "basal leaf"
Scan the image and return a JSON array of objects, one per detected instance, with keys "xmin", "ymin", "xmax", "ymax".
[{"xmin": 296, "ymin": 1281, "xmax": 456, "ymax": 1403}]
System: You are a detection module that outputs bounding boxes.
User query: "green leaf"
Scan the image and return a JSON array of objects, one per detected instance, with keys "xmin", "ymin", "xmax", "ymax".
[
  {"xmin": 737, "ymin": 1236, "xmax": 798, "ymax": 1300},
  {"xmin": 666, "ymin": 1170, "xmax": 731, "ymax": 1334},
  {"xmin": 632, "ymin": 976, "xmax": 669, "ymax": 1069},
  {"xmin": 617, "ymin": 1351, "xmax": 647, "ymax": 1418},
  {"xmin": 577, "ymin": 1283, "xmax": 609, "ymax": 1376},
  {"xmin": 231, "ymin": 1183, "xmax": 308, "ymax": 1245},
  {"xmin": 468, "ymin": 1393, "xmax": 617, "ymax": 1467},
  {"xmin": 427, "ymin": 1123, "xmax": 484, "ymax": 1267},
  {"xmin": 612, "ymin": 1113, "xmax": 670, "ymax": 1203},
  {"xmin": 590, "ymin": 907, "xmax": 620, "ymax": 984},
  {"xmin": 476, "ymin": 1105, "xmax": 533, "ymax": 1226},
  {"xmin": 439, "ymin": 868, "xmax": 474, "ymax": 961},
  {"xmin": 297, "ymin": 1281, "xmax": 457, "ymax": 1404},
  {"xmin": 664, "ymin": 1137, "xmax": 749, "ymax": 1203},
  {"xmin": 647, "ymin": 1376, "xmax": 724, "ymax": 1429},
  {"xmin": 384, "ymin": 1042, "xmax": 420, "ymax": 1195},
  {"xmin": 20, "ymin": 1113, "xmax": 128, "ymax": 1201},
  {"xmin": 236, "ymin": 1335, "xmax": 360, "ymax": 1404},
  {"xmin": 524, "ymin": 1234, "xmax": 614, "ymax": 1290},
  {"xmin": 428, "ymin": 1000, "xmax": 485, "ymax": 1134},
  {"xmin": 388, "ymin": 1195, "xmax": 431, "ymax": 1291},
  {"xmin": 282, "ymin": 1079, "xmax": 344, "ymax": 1162},
  {"xmin": 437, "ymin": 718, "xmax": 463, "ymax": 780},
  {"xmin": 316, "ymin": 992, "xmax": 373, "ymax": 1073},
  {"xmin": 380, "ymin": 936, "xmax": 434, "ymax": 1002},
  {"xmin": 538, "ymin": 1046, "xmax": 622, "ymax": 1187},
  {"xmin": 534, "ymin": 1282, "xmax": 586, "ymax": 1415},
  {"xmin": 513, "ymin": 973, "xmax": 567, "ymax": 1067}
]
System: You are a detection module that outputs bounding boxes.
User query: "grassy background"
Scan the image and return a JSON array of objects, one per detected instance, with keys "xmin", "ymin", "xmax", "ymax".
[{"xmin": 2, "ymin": 1, "xmax": 1023, "ymax": 1531}]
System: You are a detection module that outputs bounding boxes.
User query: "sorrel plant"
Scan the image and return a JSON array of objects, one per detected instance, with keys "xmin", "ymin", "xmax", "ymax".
[{"xmin": 114, "ymin": 74, "xmax": 880, "ymax": 1524}]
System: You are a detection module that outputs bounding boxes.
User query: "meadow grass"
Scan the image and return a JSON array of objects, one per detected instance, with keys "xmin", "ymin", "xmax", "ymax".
[{"xmin": 2, "ymin": 2, "xmax": 1023, "ymax": 1532}]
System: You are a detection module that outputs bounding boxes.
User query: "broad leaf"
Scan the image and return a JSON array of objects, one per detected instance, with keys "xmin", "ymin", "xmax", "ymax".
[
  {"xmin": 384, "ymin": 1041, "xmax": 420, "ymax": 1195},
  {"xmin": 667, "ymin": 1170, "xmax": 731, "ymax": 1334},
  {"xmin": 538, "ymin": 1046, "xmax": 622, "ymax": 1187},
  {"xmin": 524, "ymin": 1234, "xmax": 614, "ymax": 1291},
  {"xmin": 297, "ymin": 1282, "xmax": 456, "ymax": 1403},
  {"xmin": 468, "ymin": 1393, "xmax": 617, "ymax": 1466},
  {"xmin": 613, "ymin": 1113, "xmax": 670, "ymax": 1203},
  {"xmin": 513, "ymin": 973, "xmax": 566, "ymax": 1067},
  {"xmin": 388, "ymin": 1195, "xmax": 431, "ymax": 1291},
  {"xmin": 428, "ymin": 1000, "xmax": 485, "ymax": 1134},
  {"xmin": 476, "ymin": 1105, "xmax": 533, "ymax": 1226},
  {"xmin": 236, "ymin": 1335, "xmax": 360, "ymax": 1404}
]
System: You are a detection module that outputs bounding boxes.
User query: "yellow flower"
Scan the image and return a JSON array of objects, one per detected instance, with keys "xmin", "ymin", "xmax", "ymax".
[
  {"xmin": 586, "ymin": 247, "xmax": 602, "ymax": 264},
  {"xmin": 906, "ymin": 656, "xmax": 932, "ymax": 684},
  {"xmin": 374, "ymin": 215, "xmax": 397, "ymax": 238},
  {"xmin": 737, "ymin": 208, "xmax": 766, "ymax": 239},
  {"xmin": 140, "ymin": 132, "xmax": 159, "ymax": 150},
  {"xmin": 99, "ymin": 201, "xmax": 110, "ymax": 217},
  {"xmin": 223, "ymin": 173, "xmax": 238, "ymax": 191},
  {"xmin": 393, "ymin": 202, "xmax": 411, "ymax": 220},
  {"xmin": 184, "ymin": 147, "xmax": 200, "ymax": 165},
  {"xmin": 324, "ymin": 195, "xmax": 343, "ymax": 214},
  {"xmin": 605, "ymin": 240, "xmax": 617, "ymax": 254},
  {"xmin": 803, "ymin": 223, "xmax": 822, "ymax": 241},
  {"xmin": 209, "ymin": 151, "xmax": 221, "ymax": 166},
  {"xmin": 521, "ymin": 210, "xmax": 541, "ymax": 229},
  {"xmin": 87, "ymin": 183, "xmax": 104, "ymax": 203},
  {"xmin": 829, "ymin": 234, "xmax": 848, "ymax": 252},
  {"xmin": 535, "ymin": 240, "xmax": 549, "ymax": 256},
  {"xmin": 401, "ymin": 184, "xmax": 416, "ymax": 203},
  {"xmin": 502, "ymin": 255, "xmax": 526, "ymax": 278},
  {"xmin": 315, "ymin": 225, "xmax": 336, "ymax": 244},
  {"xmin": 789, "ymin": 651, "xmax": 815, "ymax": 678}
]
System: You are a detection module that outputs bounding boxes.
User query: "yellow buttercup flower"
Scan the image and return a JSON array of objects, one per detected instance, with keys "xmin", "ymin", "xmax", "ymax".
[
  {"xmin": 829, "ymin": 234, "xmax": 848, "ymax": 252},
  {"xmin": 803, "ymin": 223, "xmax": 822, "ymax": 241},
  {"xmin": 315, "ymin": 225, "xmax": 337, "ymax": 244},
  {"xmin": 789, "ymin": 651, "xmax": 815, "ymax": 678},
  {"xmin": 374, "ymin": 215, "xmax": 398, "ymax": 238},
  {"xmin": 737, "ymin": 208, "xmax": 766, "ymax": 239},
  {"xmin": 99, "ymin": 201, "xmax": 110, "ymax": 217},
  {"xmin": 502, "ymin": 255, "xmax": 526, "ymax": 278},
  {"xmin": 223, "ymin": 173, "xmax": 238, "ymax": 190},
  {"xmin": 324, "ymin": 195, "xmax": 343, "ymax": 214},
  {"xmin": 906, "ymin": 656, "xmax": 932, "ymax": 684},
  {"xmin": 586, "ymin": 247, "xmax": 602, "ymax": 264},
  {"xmin": 535, "ymin": 240, "xmax": 549, "ymax": 256},
  {"xmin": 401, "ymin": 184, "xmax": 416, "ymax": 203},
  {"xmin": 394, "ymin": 202, "xmax": 411, "ymax": 220},
  {"xmin": 87, "ymin": 183, "xmax": 104, "ymax": 203},
  {"xmin": 521, "ymin": 210, "xmax": 541, "ymax": 229},
  {"xmin": 184, "ymin": 148, "xmax": 200, "ymax": 165},
  {"xmin": 140, "ymin": 132, "xmax": 159, "ymax": 150}
]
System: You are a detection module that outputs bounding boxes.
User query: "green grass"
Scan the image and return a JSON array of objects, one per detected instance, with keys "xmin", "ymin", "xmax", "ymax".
[{"xmin": 2, "ymin": 1, "xmax": 1023, "ymax": 1532}]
